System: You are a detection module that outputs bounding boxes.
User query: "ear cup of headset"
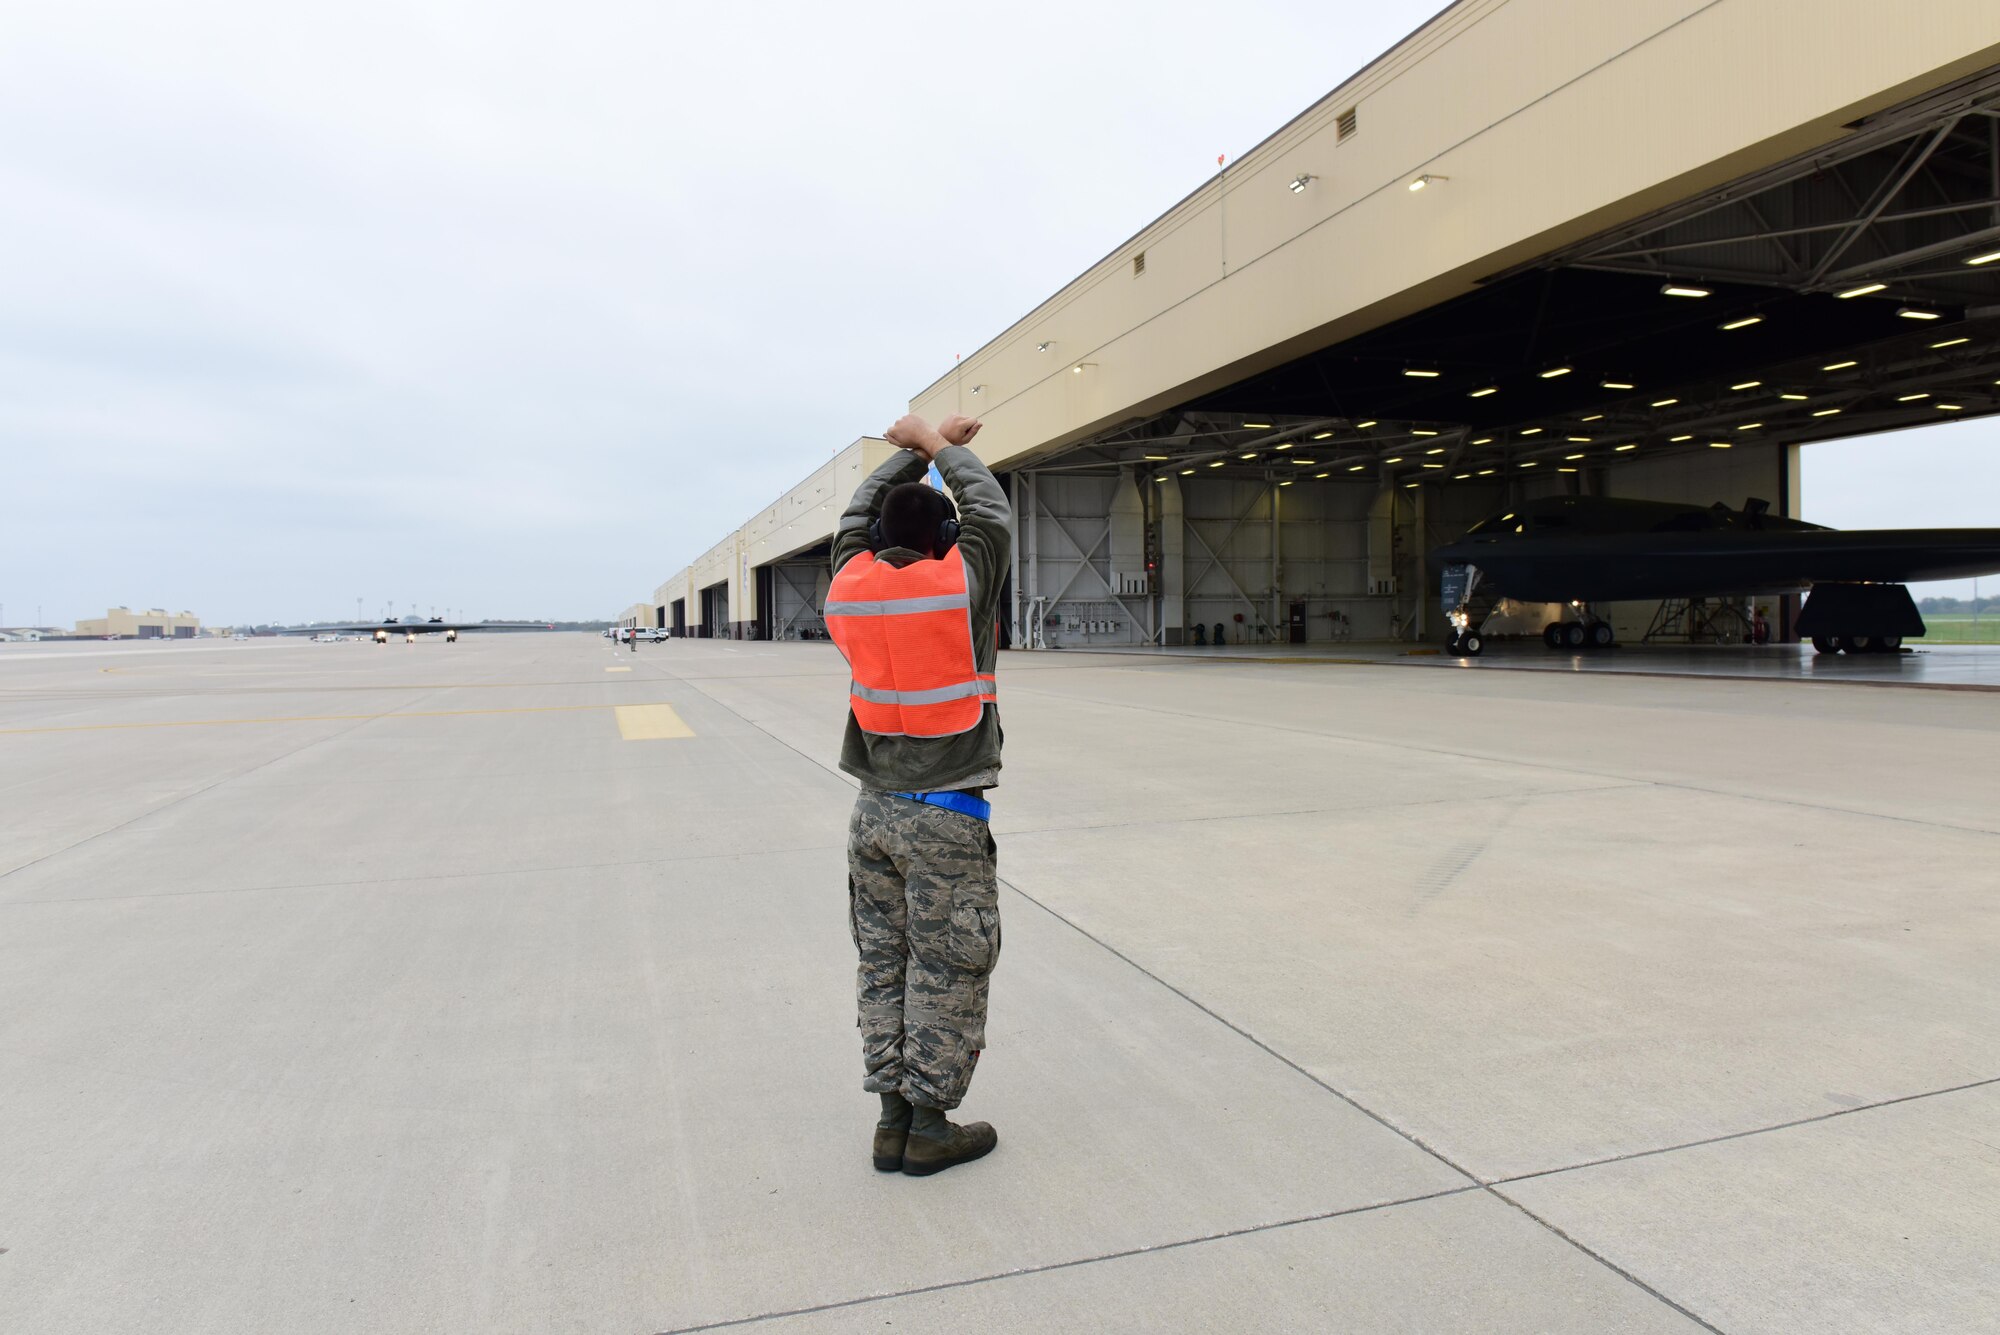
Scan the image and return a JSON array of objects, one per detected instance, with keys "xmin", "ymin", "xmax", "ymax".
[
  {"xmin": 867, "ymin": 518, "xmax": 884, "ymax": 550},
  {"xmin": 939, "ymin": 517, "xmax": 961, "ymax": 551}
]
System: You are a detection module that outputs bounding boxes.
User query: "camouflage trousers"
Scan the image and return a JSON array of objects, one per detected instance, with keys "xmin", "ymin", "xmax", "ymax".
[{"xmin": 847, "ymin": 789, "xmax": 1001, "ymax": 1111}]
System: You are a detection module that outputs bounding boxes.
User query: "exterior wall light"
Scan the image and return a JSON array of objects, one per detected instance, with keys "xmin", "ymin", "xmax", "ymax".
[
  {"xmin": 1288, "ymin": 173, "xmax": 1318, "ymax": 193},
  {"xmin": 1035, "ymin": 341, "xmax": 1054, "ymax": 352},
  {"xmin": 1408, "ymin": 174, "xmax": 1447, "ymax": 191}
]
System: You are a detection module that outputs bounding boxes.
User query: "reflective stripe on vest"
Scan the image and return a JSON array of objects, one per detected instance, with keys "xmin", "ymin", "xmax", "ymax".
[{"xmin": 825, "ymin": 547, "xmax": 996, "ymax": 738}]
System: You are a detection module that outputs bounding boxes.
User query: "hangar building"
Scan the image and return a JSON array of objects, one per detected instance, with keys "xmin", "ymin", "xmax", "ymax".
[
  {"xmin": 74, "ymin": 608, "xmax": 202, "ymax": 639},
  {"xmin": 633, "ymin": 0, "xmax": 2000, "ymax": 649}
]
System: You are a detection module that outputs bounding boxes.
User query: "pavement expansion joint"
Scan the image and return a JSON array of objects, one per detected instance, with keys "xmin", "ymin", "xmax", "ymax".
[
  {"xmin": 1485, "ymin": 1187, "xmax": 1730, "ymax": 1335},
  {"xmin": 647, "ymin": 1184, "xmax": 1486, "ymax": 1335},
  {"xmin": 1487, "ymin": 1072, "xmax": 2000, "ymax": 1189}
]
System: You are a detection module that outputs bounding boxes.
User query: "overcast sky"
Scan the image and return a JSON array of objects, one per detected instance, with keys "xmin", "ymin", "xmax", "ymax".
[{"xmin": 4, "ymin": 1, "xmax": 1994, "ymax": 628}]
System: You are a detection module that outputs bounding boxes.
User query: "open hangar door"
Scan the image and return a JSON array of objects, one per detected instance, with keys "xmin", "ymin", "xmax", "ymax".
[
  {"xmin": 1006, "ymin": 69, "xmax": 2000, "ymax": 652},
  {"xmin": 754, "ymin": 540, "xmax": 834, "ymax": 642}
]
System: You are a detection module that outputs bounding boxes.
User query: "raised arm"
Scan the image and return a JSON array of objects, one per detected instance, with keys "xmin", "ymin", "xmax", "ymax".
[{"xmin": 930, "ymin": 439, "xmax": 1011, "ymax": 620}]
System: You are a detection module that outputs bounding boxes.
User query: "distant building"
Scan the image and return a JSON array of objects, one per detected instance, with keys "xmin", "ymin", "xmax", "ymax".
[{"xmin": 74, "ymin": 607, "xmax": 201, "ymax": 639}]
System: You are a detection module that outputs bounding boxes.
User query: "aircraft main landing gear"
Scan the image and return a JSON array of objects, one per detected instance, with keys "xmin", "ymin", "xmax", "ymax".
[
  {"xmin": 1813, "ymin": 634, "xmax": 1903, "ymax": 655},
  {"xmin": 1547, "ymin": 607, "xmax": 1615, "ymax": 652}
]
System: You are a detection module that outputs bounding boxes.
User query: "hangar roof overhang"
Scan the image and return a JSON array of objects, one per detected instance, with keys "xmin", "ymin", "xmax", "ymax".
[{"xmin": 1040, "ymin": 68, "xmax": 2000, "ymax": 491}]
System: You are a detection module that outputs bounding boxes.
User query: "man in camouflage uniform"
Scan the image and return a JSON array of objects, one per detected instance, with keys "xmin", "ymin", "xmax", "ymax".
[{"xmin": 831, "ymin": 410, "xmax": 1008, "ymax": 1177}]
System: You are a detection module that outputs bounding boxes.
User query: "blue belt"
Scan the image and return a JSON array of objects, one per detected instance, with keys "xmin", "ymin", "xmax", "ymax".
[{"xmin": 888, "ymin": 790, "xmax": 991, "ymax": 822}]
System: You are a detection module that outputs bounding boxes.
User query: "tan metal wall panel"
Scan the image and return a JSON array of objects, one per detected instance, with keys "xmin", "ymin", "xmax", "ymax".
[{"xmin": 912, "ymin": 0, "xmax": 2000, "ymax": 468}]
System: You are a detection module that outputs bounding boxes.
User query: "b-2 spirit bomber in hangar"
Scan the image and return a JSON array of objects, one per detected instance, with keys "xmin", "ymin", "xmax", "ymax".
[{"xmin": 1431, "ymin": 495, "xmax": 2000, "ymax": 656}]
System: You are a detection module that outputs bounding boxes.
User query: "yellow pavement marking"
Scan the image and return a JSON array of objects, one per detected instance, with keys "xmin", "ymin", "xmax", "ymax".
[
  {"xmin": 1, "ymin": 703, "xmax": 616, "ymax": 735},
  {"xmin": 614, "ymin": 703, "xmax": 695, "ymax": 741},
  {"xmin": 606, "ymin": 666, "xmax": 632, "ymax": 672}
]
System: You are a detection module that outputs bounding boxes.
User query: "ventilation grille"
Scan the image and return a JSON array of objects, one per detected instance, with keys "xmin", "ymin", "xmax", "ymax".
[
  {"xmin": 1133, "ymin": 250, "xmax": 1147, "ymax": 276},
  {"xmin": 1336, "ymin": 106, "xmax": 1358, "ymax": 141}
]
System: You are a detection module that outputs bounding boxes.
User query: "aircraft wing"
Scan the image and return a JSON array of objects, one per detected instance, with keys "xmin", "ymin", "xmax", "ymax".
[
  {"xmin": 1431, "ymin": 527, "xmax": 2000, "ymax": 604},
  {"xmin": 282, "ymin": 622, "xmax": 555, "ymax": 635}
]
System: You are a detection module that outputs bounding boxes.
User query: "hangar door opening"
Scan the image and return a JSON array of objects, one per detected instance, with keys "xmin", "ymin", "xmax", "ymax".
[
  {"xmin": 758, "ymin": 561, "xmax": 831, "ymax": 640},
  {"xmin": 698, "ymin": 582, "xmax": 728, "ymax": 639}
]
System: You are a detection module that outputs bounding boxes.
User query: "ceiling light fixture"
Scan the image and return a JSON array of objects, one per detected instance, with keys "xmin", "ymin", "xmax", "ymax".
[
  {"xmin": 1897, "ymin": 392, "xmax": 1930, "ymax": 402},
  {"xmin": 1412, "ymin": 429, "xmax": 1439, "ymax": 437},
  {"xmin": 1382, "ymin": 456, "xmax": 1404, "ymax": 464},
  {"xmin": 1661, "ymin": 284, "xmax": 1711, "ymax": 298},
  {"xmin": 1600, "ymin": 379, "xmax": 1636, "ymax": 390},
  {"xmin": 1651, "ymin": 398, "xmax": 1679, "ymax": 408},
  {"xmin": 1539, "ymin": 366, "xmax": 1573, "ymax": 379},
  {"xmin": 1143, "ymin": 454, "xmax": 1170, "ymax": 460},
  {"xmin": 1423, "ymin": 464, "xmax": 1444, "ymax": 470},
  {"xmin": 1565, "ymin": 452, "xmax": 1586, "ymax": 460},
  {"xmin": 1181, "ymin": 468, "xmax": 1195, "ymax": 475},
  {"xmin": 1315, "ymin": 472, "xmax": 1330, "ymax": 479},
  {"xmin": 1207, "ymin": 460, "xmax": 1225, "ymax": 467},
  {"xmin": 1354, "ymin": 420, "xmax": 1377, "ymax": 429},
  {"xmin": 1671, "ymin": 434, "xmax": 1694, "ymax": 442},
  {"xmin": 1154, "ymin": 476, "xmax": 1168, "ymax": 483},
  {"xmin": 1280, "ymin": 479, "xmax": 1295, "ymax": 486},
  {"xmin": 1966, "ymin": 249, "xmax": 2000, "ymax": 266},
  {"xmin": 1567, "ymin": 436, "xmax": 1592, "ymax": 443},
  {"xmin": 1720, "ymin": 316, "xmax": 1764, "ymax": 330},
  {"xmin": 1823, "ymin": 360, "xmax": 1858, "ymax": 371},
  {"xmin": 1520, "ymin": 427, "xmax": 1543, "ymax": 436},
  {"xmin": 1425, "ymin": 447, "xmax": 1446, "ymax": 455},
  {"xmin": 1519, "ymin": 461, "xmax": 1538, "ymax": 469},
  {"xmin": 1937, "ymin": 402, "xmax": 1964, "ymax": 410},
  {"xmin": 1469, "ymin": 386, "xmax": 1499, "ymax": 397},
  {"xmin": 1471, "ymin": 436, "xmax": 1493, "ymax": 445},
  {"xmin": 1731, "ymin": 380, "xmax": 1762, "ymax": 391},
  {"xmin": 1477, "ymin": 468, "xmax": 1496, "ymax": 475},
  {"xmin": 1933, "ymin": 337, "xmax": 1970, "ymax": 349},
  {"xmin": 1836, "ymin": 283, "xmax": 1887, "ymax": 299},
  {"xmin": 1273, "ymin": 441, "xmax": 1293, "ymax": 450},
  {"xmin": 1897, "ymin": 306, "xmax": 1941, "ymax": 320},
  {"xmin": 1348, "ymin": 465, "xmax": 1366, "ymax": 472},
  {"xmin": 1240, "ymin": 453, "xmax": 1258, "ymax": 460},
  {"xmin": 1780, "ymin": 393, "xmax": 1809, "ymax": 401},
  {"xmin": 1403, "ymin": 368, "xmax": 1441, "ymax": 378},
  {"xmin": 1737, "ymin": 422, "xmax": 1763, "ymax": 430},
  {"xmin": 1581, "ymin": 414, "xmax": 1605, "ymax": 422},
  {"xmin": 1312, "ymin": 431, "xmax": 1334, "ymax": 440},
  {"xmin": 1454, "ymin": 473, "xmax": 1471, "ymax": 479},
  {"xmin": 1811, "ymin": 408, "xmax": 1842, "ymax": 417},
  {"xmin": 1614, "ymin": 444, "xmax": 1638, "ymax": 452},
  {"xmin": 1709, "ymin": 442, "xmax": 1733, "ymax": 449}
]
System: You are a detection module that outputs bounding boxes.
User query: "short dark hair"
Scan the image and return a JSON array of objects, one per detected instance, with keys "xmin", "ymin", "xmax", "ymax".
[{"xmin": 880, "ymin": 483, "xmax": 953, "ymax": 555}]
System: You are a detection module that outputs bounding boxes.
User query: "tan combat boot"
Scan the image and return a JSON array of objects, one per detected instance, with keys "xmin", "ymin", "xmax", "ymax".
[{"xmin": 901, "ymin": 1105, "xmax": 998, "ymax": 1176}]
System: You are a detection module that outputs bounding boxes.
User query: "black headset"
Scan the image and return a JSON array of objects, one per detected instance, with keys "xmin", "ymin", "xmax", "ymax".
[{"xmin": 868, "ymin": 492, "xmax": 961, "ymax": 555}]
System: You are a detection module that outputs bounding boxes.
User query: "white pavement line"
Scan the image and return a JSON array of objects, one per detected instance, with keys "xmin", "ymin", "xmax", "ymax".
[{"xmin": 647, "ymin": 1185, "xmax": 1484, "ymax": 1335}]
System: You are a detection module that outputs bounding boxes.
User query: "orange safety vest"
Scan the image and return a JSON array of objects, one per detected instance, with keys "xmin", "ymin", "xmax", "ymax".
[{"xmin": 824, "ymin": 547, "xmax": 996, "ymax": 737}]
